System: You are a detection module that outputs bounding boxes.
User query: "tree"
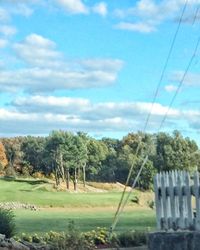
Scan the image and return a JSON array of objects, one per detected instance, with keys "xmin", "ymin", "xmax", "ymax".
[
  {"xmin": 154, "ymin": 131, "xmax": 199, "ymax": 172},
  {"xmin": 45, "ymin": 131, "xmax": 87, "ymax": 191},
  {"xmin": 2, "ymin": 137, "xmax": 23, "ymax": 172},
  {"xmin": 64, "ymin": 134, "xmax": 88, "ymax": 191},
  {"xmin": 45, "ymin": 131, "xmax": 67, "ymax": 186},
  {"xmin": 21, "ymin": 136, "xmax": 46, "ymax": 174},
  {"xmin": 86, "ymin": 139, "xmax": 108, "ymax": 181},
  {"xmin": 0, "ymin": 142, "xmax": 8, "ymax": 169}
]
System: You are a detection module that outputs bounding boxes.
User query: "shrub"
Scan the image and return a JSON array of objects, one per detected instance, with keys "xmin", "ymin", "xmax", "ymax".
[
  {"xmin": 4, "ymin": 165, "xmax": 16, "ymax": 178},
  {"xmin": 83, "ymin": 227, "xmax": 109, "ymax": 246},
  {"xmin": 21, "ymin": 164, "xmax": 33, "ymax": 177},
  {"xmin": 131, "ymin": 195, "xmax": 139, "ymax": 204},
  {"xmin": 0, "ymin": 162, "xmax": 4, "ymax": 174},
  {"xmin": 32, "ymin": 172, "xmax": 45, "ymax": 179},
  {"xmin": 0, "ymin": 208, "xmax": 16, "ymax": 238},
  {"xmin": 147, "ymin": 200, "xmax": 155, "ymax": 209},
  {"xmin": 21, "ymin": 233, "xmax": 32, "ymax": 242},
  {"xmin": 117, "ymin": 230, "xmax": 147, "ymax": 247},
  {"xmin": 45, "ymin": 221, "xmax": 93, "ymax": 250}
]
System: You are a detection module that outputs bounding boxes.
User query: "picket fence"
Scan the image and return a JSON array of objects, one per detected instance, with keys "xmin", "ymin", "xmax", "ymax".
[{"xmin": 154, "ymin": 170, "xmax": 200, "ymax": 231}]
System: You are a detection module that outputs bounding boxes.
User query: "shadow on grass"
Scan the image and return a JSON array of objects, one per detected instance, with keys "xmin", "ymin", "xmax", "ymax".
[{"xmin": 0, "ymin": 176, "xmax": 49, "ymax": 185}]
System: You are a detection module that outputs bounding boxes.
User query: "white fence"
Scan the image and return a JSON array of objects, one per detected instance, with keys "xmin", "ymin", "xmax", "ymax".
[{"xmin": 154, "ymin": 170, "xmax": 200, "ymax": 231}]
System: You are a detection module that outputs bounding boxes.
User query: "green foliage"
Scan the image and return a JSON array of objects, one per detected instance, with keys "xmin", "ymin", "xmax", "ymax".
[
  {"xmin": 154, "ymin": 131, "xmax": 199, "ymax": 172},
  {"xmin": 147, "ymin": 200, "xmax": 155, "ymax": 209},
  {"xmin": 0, "ymin": 208, "xmax": 16, "ymax": 238},
  {"xmin": 117, "ymin": 230, "xmax": 147, "ymax": 247},
  {"xmin": 42, "ymin": 221, "xmax": 97, "ymax": 250},
  {"xmin": 4, "ymin": 164, "xmax": 16, "ymax": 177},
  {"xmin": 21, "ymin": 233, "xmax": 33, "ymax": 242},
  {"xmin": 19, "ymin": 228, "xmax": 148, "ymax": 249},
  {"xmin": 20, "ymin": 225, "xmax": 113, "ymax": 249},
  {"xmin": 0, "ymin": 161, "xmax": 4, "ymax": 173},
  {"xmin": 131, "ymin": 195, "xmax": 139, "ymax": 204},
  {"xmin": 83, "ymin": 227, "xmax": 109, "ymax": 246},
  {"xmin": 2, "ymin": 130, "xmax": 200, "ymax": 190}
]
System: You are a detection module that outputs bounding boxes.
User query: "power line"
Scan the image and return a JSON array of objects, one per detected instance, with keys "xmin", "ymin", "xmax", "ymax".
[
  {"xmin": 110, "ymin": 0, "xmax": 189, "ymax": 234},
  {"xmin": 110, "ymin": 155, "xmax": 148, "ymax": 233},
  {"xmin": 143, "ymin": 0, "xmax": 189, "ymax": 132},
  {"xmin": 114, "ymin": 27, "xmax": 200, "ymax": 234},
  {"xmin": 193, "ymin": 5, "xmax": 200, "ymax": 25},
  {"xmin": 158, "ymin": 35, "xmax": 200, "ymax": 131}
]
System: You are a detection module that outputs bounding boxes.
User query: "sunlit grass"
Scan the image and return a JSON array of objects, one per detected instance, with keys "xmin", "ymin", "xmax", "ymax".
[{"xmin": 15, "ymin": 208, "xmax": 156, "ymax": 235}]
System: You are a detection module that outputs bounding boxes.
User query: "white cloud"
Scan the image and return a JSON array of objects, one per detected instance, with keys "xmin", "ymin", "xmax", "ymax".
[
  {"xmin": 0, "ymin": 39, "xmax": 8, "ymax": 48},
  {"xmin": 12, "ymin": 96, "xmax": 90, "ymax": 113},
  {"xmin": 10, "ymin": 96, "xmax": 180, "ymax": 119},
  {"xmin": 171, "ymin": 71, "xmax": 200, "ymax": 87},
  {"xmin": 13, "ymin": 33, "xmax": 62, "ymax": 67},
  {"xmin": 115, "ymin": 21, "xmax": 156, "ymax": 33},
  {"xmin": 19, "ymin": 33, "xmax": 56, "ymax": 48},
  {"xmin": 92, "ymin": 2, "xmax": 107, "ymax": 17},
  {"xmin": 0, "ymin": 8, "xmax": 10, "ymax": 21},
  {"xmin": 80, "ymin": 59, "xmax": 124, "ymax": 72},
  {"xmin": 0, "ymin": 25, "xmax": 17, "ymax": 36},
  {"xmin": 12, "ymin": 4, "xmax": 34, "ymax": 17},
  {"xmin": 164, "ymin": 84, "xmax": 178, "ymax": 92},
  {"xmin": 114, "ymin": 0, "xmax": 200, "ymax": 33},
  {"xmin": 0, "ymin": 67, "xmax": 120, "ymax": 93},
  {"xmin": 1, "ymin": 96, "xmax": 199, "ymax": 135},
  {"xmin": 0, "ymin": 33, "xmax": 123, "ymax": 93},
  {"xmin": 55, "ymin": 0, "xmax": 89, "ymax": 14}
]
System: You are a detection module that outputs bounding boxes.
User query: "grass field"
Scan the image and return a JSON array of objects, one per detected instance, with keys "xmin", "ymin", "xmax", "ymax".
[
  {"xmin": 0, "ymin": 177, "xmax": 156, "ymax": 235},
  {"xmin": 14, "ymin": 208, "xmax": 155, "ymax": 235}
]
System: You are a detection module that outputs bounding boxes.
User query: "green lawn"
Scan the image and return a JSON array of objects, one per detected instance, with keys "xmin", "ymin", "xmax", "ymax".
[
  {"xmin": 14, "ymin": 209, "xmax": 155, "ymax": 235},
  {"xmin": 0, "ymin": 178, "xmax": 139, "ymax": 207},
  {"xmin": 0, "ymin": 177, "xmax": 156, "ymax": 235}
]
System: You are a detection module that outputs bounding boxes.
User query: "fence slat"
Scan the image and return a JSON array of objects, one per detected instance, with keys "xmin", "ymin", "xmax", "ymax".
[
  {"xmin": 154, "ymin": 174, "xmax": 161, "ymax": 230},
  {"xmin": 169, "ymin": 171, "xmax": 176, "ymax": 229},
  {"xmin": 185, "ymin": 172, "xmax": 193, "ymax": 228},
  {"xmin": 194, "ymin": 172, "xmax": 200, "ymax": 230},
  {"xmin": 154, "ymin": 170, "xmax": 200, "ymax": 231},
  {"xmin": 161, "ymin": 173, "xmax": 168, "ymax": 230}
]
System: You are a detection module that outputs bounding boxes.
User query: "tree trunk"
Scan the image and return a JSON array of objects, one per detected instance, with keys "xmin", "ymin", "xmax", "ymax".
[
  {"xmin": 66, "ymin": 168, "xmax": 70, "ymax": 190},
  {"xmin": 82, "ymin": 163, "xmax": 86, "ymax": 188},
  {"xmin": 73, "ymin": 168, "xmax": 77, "ymax": 191},
  {"xmin": 55, "ymin": 168, "xmax": 60, "ymax": 187},
  {"xmin": 60, "ymin": 152, "xmax": 65, "ymax": 182}
]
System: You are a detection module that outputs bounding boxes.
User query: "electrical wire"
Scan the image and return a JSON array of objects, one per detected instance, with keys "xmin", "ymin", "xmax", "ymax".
[
  {"xmin": 143, "ymin": 0, "xmax": 189, "ymax": 132},
  {"xmin": 158, "ymin": 35, "xmax": 200, "ymax": 131},
  {"xmin": 193, "ymin": 5, "xmax": 200, "ymax": 25},
  {"xmin": 110, "ymin": 0, "xmax": 189, "ymax": 234},
  {"xmin": 116, "ymin": 34, "xmax": 200, "ymax": 232}
]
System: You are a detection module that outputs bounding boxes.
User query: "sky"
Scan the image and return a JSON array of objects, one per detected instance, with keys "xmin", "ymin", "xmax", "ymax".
[{"xmin": 1, "ymin": 0, "xmax": 200, "ymax": 143}]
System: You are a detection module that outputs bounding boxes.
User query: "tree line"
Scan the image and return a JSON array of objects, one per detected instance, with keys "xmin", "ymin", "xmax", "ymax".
[{"xmin": 0, "ymin": 130, "xmax": 199, "ymax": 190}]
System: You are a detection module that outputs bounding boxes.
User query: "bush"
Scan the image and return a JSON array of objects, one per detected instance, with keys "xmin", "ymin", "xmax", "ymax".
[
  {"xmin": 21, "ymin": 164, "xmax": 33, "ymax": 177},
  {"xmin": 117, "ymin": 230, "xmax": 147, "ymax": 247},
  {"xmin": 147, "ymin": 200, "xmax": 155, "ymax": 209},
  {"xmin": 45, "ymin": 221, "xmax": 94, "ymax": 250},
  {"xmin": 4, "ymin": 165, "xmax": 16, "ymax": 178},
  {"xmin": 32, "ymin": 172, "xmax": 45, "ymax": 179},
  {"xmin": 43, "ymin": 223, "xmax": 111, "ymax": 249},
  {"xmin": 0, "ymin": 208, "xmax": 16, "ymax": 238},
  {"xmin": 83, "ymin": 227, "xmax": 109, "ymax": 247},
  {"xmin": 0, "ymin": 162, "xmax": 4, "ymax": 174},
  {"xmin": 19, "ymin": 226, "xmax": 148, "ymax": 249},
  {"xmin": 131, "ymin": 195, "xmax": 139, "ymax": 204}
]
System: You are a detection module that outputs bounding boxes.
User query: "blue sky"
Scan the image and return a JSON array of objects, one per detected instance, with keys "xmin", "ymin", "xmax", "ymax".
[{"xmin": 1, "ymin": 0, "xmax": 200, "ymax": 143}]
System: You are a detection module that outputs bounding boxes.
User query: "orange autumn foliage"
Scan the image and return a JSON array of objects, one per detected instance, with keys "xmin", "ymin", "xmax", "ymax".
[{"xmin": 0, "ymin": 142, "xmax": 8, "ymax": 168}]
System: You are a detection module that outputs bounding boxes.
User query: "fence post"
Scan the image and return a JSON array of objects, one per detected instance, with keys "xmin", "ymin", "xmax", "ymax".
[
  {"xmin": 194, "ymin": 172, "xmax": 200, "ymax": 230},
  {"xmin": 154, "ymin": 173, "xmax": 162, "ymax": 230},
  {"xmin": 154, "ymin": 170, "xmax": 199, "ymax": 231}
]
